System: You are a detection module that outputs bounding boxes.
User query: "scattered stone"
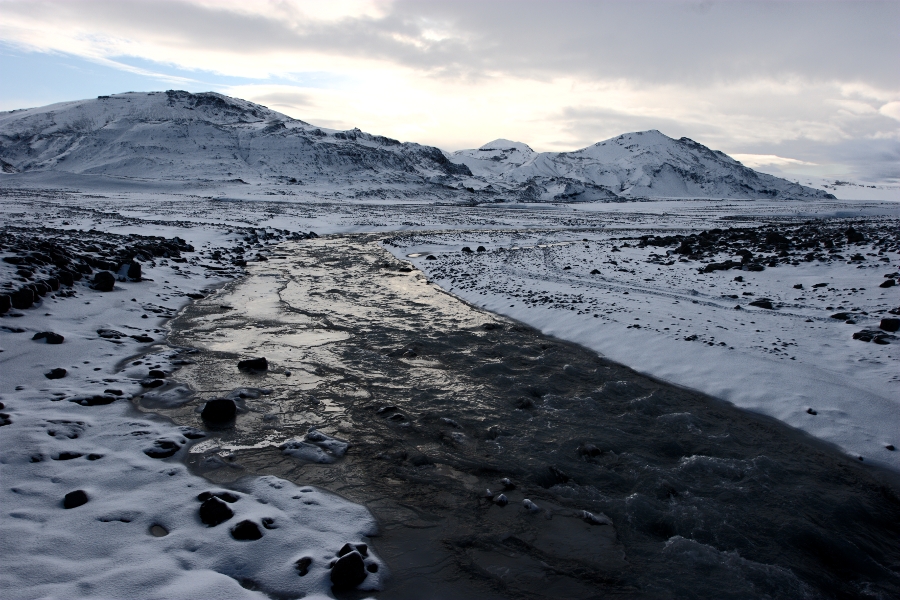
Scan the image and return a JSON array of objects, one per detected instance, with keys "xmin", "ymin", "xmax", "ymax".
[
  {"xmin": 92, "ymin": 271, "xmax": 116, "ymax": 292},
  {"xmin": 477, "ymin": 246, "xmax": 486, "ymax": 252},
  {"xmin": 63, "ymin": 490, "xmax": 89, "ymax": 509},
  {"xmin": 44, "ymin": 368, "xmax": 67, "ymax": 379},
  {"xmin": 69, "ymin": 394, "xmax": 118, "ymax": 406},
  {"xmin": 338, "ymin": 543, "xmax": 368, "ymax": 557},
  {"xmin": 295, "ymin": 557, "xmax": 313, "ymax": 576},
  {"xmin": 140, "ymin": 379, "xmax": 165, "ymax": 389},
  {"xmin": 0, "ymin": 294, "xmax": 10, "ymax": 314},
  {"xmin": 180, "ymin": 427, "xmax": 206, "ymax": 439},
  {"xmin": 131, "ymin": 334, "xmax": 154, "ymax": 343},
  {"xmin": 461, "ymin": 246, "xmax": 473, "ymax": 253},
  {"xmin": 149, "ymin": 524, "xmax": 168, "ymax": 537},
  {"xmin": 807, "ymin": 408, "xmax": 818, "ymax": 415},
  {"xmin": 880, "ymin": 318, "xmax": 900, "ymax": 333},
  {"xmin": 144, "ymin": 439, "xmax": 182, "ymax": 458},
  {"xmin": 197, "ymin": 490, "xmax": 239, "ymax": 503},
  {"xmin": 32, "ymin": 331, "xmax": 65, "ymax": 344},
  {"xmin": 881, "ymin": 279, "xmax": 896, "ymax": 288},
  {"xmin": 237, "ymin": 357, "xmax": 268, "ymax": 372},
  {"xmin": 748, "ymin": 299, "xmax": 774, "ymax": 310},
  {"xmin": 199, "ymin": 497, "xmax": 234, "ymax": 526},
  {"xmin": 500, "ymin": 477, "xmax": 516, "ymax": 490},
  {"xmin": 578, "ymin": 443, "xmax": 602, "ymax": 457},
  {"xmin": 793, "ymin": 284, "xmax": 803, "ymax": 289},
  {"xmin": 201, "ymin": 398, "xmax": 237, "ymax": 423},
  {"xmin": 887, "ymin": 445, "xmax": 896, "ymax": 451},
  {"xmin": 852, "ymin": 329, "xmax": 893, "ymax": 344},
  {"xmin": 522, "ymin": 499, "xmax": 540, "ymax": 512},
  {"xmin": 493, "ymin": 494, "xmax": 508, "ymax": 507},
  {"xmin": 97, "ymin": 329, "xmax": 125, "ymax": 339},
  {"xmin": 426, "ymin": 255, "xmax": 436, "ymax": 260},
  {"xmin": 11, "ymin": 288, "xmax": 34, "ymax": 309},
  {"xmin": 231, "ymin": 520, "xmax": 263, "ymax": 541},
  {"xmin": 830, "ymin": 312, "xmax": 852, "ymax": 320},
  {"xmin": 582, "ymin": 511, "xmax": 613, "ymax": 526},
  {"xmin": 330, "ymin": 550, "xmax": 367, "ymax": 591}
]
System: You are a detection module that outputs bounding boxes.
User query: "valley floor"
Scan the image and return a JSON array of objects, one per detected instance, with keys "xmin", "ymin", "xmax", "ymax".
[{"xmin": 1, "ymin": 189, "xmax": 899, "ymax": 598}]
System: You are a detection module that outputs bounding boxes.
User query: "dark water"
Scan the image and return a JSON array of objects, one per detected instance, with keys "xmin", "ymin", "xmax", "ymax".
[{"xmin": 150, "ymin": 235, "xmax": 900, "ymax": 600}]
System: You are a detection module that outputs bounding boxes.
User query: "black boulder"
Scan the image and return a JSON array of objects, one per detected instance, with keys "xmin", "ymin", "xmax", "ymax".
[
  {"xmin": 201, "ymin": 398, "xmax": 237, "ymax": 423},
  {"xmin": 330, "ymin": 550, "xmax": 367, "ymax": 590}
]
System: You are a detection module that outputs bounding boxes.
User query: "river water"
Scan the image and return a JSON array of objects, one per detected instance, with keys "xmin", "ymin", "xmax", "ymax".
[{"xmin": 150, "ymin": 235, "xmax": 900, "ymax": 599}]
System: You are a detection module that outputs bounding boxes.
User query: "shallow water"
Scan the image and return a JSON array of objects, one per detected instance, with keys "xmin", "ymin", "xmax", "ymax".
[{"xmin": 153, "ymin": 235, "xmax": 900, "ymax": 599}]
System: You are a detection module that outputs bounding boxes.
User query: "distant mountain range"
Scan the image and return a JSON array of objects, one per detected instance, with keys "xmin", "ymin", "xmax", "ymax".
[{"xmin": 0, "ymin": 90, "xmax": 834, "ymax": 201}]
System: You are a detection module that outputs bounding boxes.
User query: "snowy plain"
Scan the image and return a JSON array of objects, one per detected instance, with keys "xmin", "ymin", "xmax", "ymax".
[{"xmin": 1, "ymin": 187, "xmax": 899, "ymax": 598}]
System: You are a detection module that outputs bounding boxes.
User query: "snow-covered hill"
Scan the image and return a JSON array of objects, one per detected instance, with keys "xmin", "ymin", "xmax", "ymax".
[
  {"xmin": 0, "ymin": 92, "xmax": 833, "ymax": 201},
  {"xmin": 451, "ymin": 130, "xmax": 834, "ymax": 200},
  {"xmin": 0, "ymin": 90, "xmax": 471, "ymax": 199}
]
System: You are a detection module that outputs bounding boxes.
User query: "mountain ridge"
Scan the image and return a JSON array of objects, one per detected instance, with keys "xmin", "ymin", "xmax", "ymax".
[{"xmin": 0, "ymin": 90, "xmax": 833, "ymax": 201}]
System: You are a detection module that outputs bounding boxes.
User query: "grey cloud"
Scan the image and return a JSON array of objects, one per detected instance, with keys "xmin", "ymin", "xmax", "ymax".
[{"xmin": 5, "ymin": 1, "xmax": 898, "ymax": 87}]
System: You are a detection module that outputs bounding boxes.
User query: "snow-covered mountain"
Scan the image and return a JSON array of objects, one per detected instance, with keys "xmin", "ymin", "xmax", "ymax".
[
  {"xmin": 0, "ymin": 90, "xmax": 471, "ymax": 199},
  {"xmin": 450, "ymin": 130, "xmax": 833, "ymax": 200},
  {"xmin": 0, "ymin": 91, "xmax": 833, "ymax": 201}
]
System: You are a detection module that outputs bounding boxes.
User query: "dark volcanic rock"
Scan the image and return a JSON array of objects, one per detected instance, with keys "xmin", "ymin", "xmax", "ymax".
[
  {"xmin": 748, "ymin": 299, "xmax": 774, "ymax": 310},
  {"xmin": 853, "ymin": 329, "xmax": 893, "ymax": 344},
  {"xmin": 69, "ymin": 394, "xmax": 118, "ymax": 406},
  {"xmin": 92, "ymin": 271, "xmax": 116, "ymax": 292},
  {"xmin": 197, "ymin": 490, "xmax": 239, "ymax": 503},
  {"xmin": 144, "ymin": 439, "xmax": 181, "ymax": 458},
  {"xmin": 880, "ymin": 279, "xmax": 896, "ymax": 288},
  {"xmin": 11, "ymin": 287, "xmax": 34, "ymax": 309},
  {"xmin": 201, "ymin": 398, "xmax": 237, "ymax": 423},
  {"xmin": 237, "ymin": 357, "xmax": 268, "ymax": 372},
  {"xmin": 44, "ymin": 368, "xmax": 67, "ymax": 379},
  {"xmin": 199, "ymin": 496, "xmax": 234, "ymax": 526},
  {"xmin": 295, "ymin": 557, "xmax": 313, "ymax": 576},
  {"xmin": 231, "ymin": 520, "xmax": 263, "ymax": 541},
  {"xmin": 879, "ymin": 318, "xmax": 900, "ymax": 333},
  {"xmin": 330, "ymin": 550, "xmax": 367, "ymax": 590},
  {"xmin": 126, "ymin": 261, "xmax": 142, "ymax": 280},
  {"xmin": 97, "ymin": 328, "xmax": 125, "ymax": 339},
  {"xmin": 0, "ymin": 294, "xmax": 11, "ymax": 314},
  {"xmin": 63, "ymin": 490, "xmax": 89, "ymax": 509},
  {"xmin": 32, "ymin": 331, "xmax": 65, "ymax": 344}
]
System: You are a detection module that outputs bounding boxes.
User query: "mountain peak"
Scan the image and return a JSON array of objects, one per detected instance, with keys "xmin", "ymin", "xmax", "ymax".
[{"xmin": 479, "ymin": 139, "xmax": 534, "ymax": 153}]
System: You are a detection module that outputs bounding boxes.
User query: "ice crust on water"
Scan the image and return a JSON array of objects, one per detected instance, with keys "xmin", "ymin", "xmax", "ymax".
[
  {"xmin": 0, "ymin": 222, "xmax": 383, "ymax": 598},
  {"xmin": 280, "ymin": 429, "xmax": 350, "ymax": 464}
]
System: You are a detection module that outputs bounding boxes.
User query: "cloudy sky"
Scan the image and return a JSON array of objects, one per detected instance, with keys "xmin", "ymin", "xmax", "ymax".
[{"xmin": 1, "ymin": 0, "xmax": 897, "ymax": 182}]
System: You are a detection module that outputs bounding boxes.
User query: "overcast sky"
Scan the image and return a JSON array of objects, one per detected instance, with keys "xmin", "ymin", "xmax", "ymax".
[{"xmin": 1, "ymin": 0, "xmax": 897, "ymax": 182}]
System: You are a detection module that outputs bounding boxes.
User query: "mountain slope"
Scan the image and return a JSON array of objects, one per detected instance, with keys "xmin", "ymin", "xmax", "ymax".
[
  {"xmin": 451, "ymin": 130, "xmax": 834, "ymax": 200},
  {"xmin": 0, "ymin": 90, "xmax": 471, "ymax": 198},
  {"xmin": 0, "ymin": 92, "xmax": 833, "ymax": 201}
]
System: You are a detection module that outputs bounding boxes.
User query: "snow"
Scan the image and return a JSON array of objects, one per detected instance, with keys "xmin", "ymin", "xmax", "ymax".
[{"xmin": 0, "ymin": 215, "xmax": 384, "ymax": 599}]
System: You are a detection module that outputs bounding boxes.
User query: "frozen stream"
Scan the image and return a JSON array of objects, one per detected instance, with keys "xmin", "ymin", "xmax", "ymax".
[{"xmin": 152, "ymin": 235, "xmax": 900, "ymax": 599}]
